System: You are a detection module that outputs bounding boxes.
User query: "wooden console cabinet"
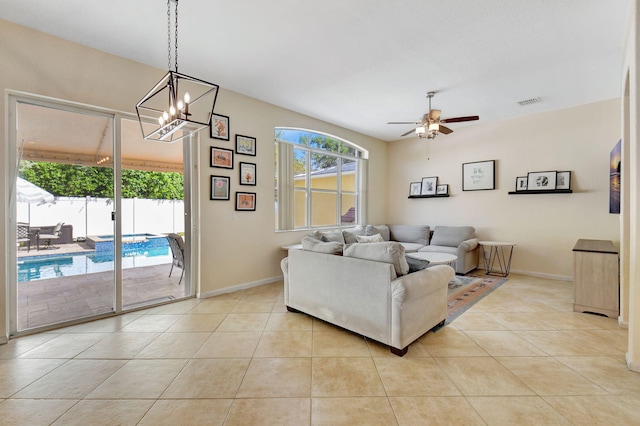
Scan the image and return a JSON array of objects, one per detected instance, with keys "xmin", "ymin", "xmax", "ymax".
[{"xmin": 572, "ymin": 239, "xmax": 619, "ymax": 318}]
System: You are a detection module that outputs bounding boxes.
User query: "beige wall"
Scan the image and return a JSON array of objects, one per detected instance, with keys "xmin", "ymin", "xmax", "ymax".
[{"xmin": 387, "ymin": 99, "xmax": 621, "ymax": 280}]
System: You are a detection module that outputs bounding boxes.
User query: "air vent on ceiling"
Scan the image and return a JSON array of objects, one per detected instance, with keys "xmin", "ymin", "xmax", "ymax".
[{"xmin": 518, "ymin": 97, "xmax": 541, "ymax": 106}]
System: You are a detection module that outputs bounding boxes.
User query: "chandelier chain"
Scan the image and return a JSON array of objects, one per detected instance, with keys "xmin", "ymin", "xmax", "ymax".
[
  {"xmin": 174, "ymin": 0, "xmax": 179, "ymax": 73},
  {"xmin": 167, "ymin": 0, "xmax": 171, "ymax": 71}
]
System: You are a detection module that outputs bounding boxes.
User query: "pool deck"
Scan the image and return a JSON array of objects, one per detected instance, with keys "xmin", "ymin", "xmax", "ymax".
[{"xmin": 16, "ymin": 242, "xmax": 187, "ymax": 331}]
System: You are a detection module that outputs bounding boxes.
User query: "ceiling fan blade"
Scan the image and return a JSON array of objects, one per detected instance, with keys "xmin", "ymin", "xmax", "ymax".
[
  {"xmin": 438, "ymin": 125, "xmax": 453, "ymax": 134},
  {"xmin": 440, "ymin": 115, "xmax": 479, "ymax": 123},
  {"xmin": 401, "ymin": 128, "xmax": 416, "ymax": 137},
  {"xmin": 388, "ymin": 121, "xmax": 419, "ymax": 125},
  {"xmin": 428, "ymin": 109, "xmax": 441, "ymax": 121}
]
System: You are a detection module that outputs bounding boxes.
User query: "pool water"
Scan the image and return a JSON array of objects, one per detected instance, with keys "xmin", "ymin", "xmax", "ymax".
[{"xmin": 18, "ymin": 244, "xmax": 171, "ymax": 283}]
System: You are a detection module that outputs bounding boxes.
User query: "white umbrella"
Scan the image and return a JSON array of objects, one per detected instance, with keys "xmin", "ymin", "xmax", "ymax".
[
  {"xmin": 16, "ymin": 177, "xmax": 54, "ymax": 203},
  {"xmin": 16, "ymin": 177, "xmax": 54, "ymax": 224}
]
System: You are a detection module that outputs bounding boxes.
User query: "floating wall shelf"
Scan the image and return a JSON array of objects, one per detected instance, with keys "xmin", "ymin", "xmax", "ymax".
[
  {"xmin": 408, "ymin": 194, "xmax": 450, "ymax": 199},
  {"xmin": 508, "ymin": 189, "xmax": 573, "ymax": 195}
]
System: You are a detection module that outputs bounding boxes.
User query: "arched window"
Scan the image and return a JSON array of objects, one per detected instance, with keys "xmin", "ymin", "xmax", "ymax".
[{"xmin": 275, "ymin": 128, "xmax": 368, "ymax": 231}]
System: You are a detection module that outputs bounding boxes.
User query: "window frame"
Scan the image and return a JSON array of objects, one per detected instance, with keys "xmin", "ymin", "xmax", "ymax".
[{"xmin": 275, "ymin": 128, "xmax": 367, "ymax": 231}]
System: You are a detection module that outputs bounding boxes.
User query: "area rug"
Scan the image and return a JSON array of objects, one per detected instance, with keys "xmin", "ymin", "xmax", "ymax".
[{"xmin": 441, "ymin": 273, "xmax": 508, "ymax": 327}]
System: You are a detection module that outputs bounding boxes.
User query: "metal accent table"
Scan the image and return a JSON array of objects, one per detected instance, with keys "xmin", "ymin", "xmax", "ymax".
[{"xmin": 479, "ymin": 241, "xmax": 516, "ymax": 277}]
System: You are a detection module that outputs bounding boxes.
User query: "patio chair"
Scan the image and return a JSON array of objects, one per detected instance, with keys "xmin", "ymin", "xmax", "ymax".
[
  {"xmin": 17, "ymin": 222, "xmax": 32, "ymax": 252},
  {"xmin": 167, "ymin": 233, "xmax": 185, "ymax": 284},
  {"xmin": 39, "ymin": 222, "xmax": 64, "ymax": 249}
]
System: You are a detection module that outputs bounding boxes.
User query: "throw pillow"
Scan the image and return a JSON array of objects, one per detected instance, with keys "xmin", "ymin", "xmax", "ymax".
[
  {"xmin": 342, "ymin": 226, "xmax": 365, "ymax": 244},
  {"xmin": 365, "ymin": 224, "xmax": 390, "ymax": 241},
  {"xmin": 430, "ymin": 226, "xmax": 475, "ymax": 247},
  {"xmin": 343, "ymin": 241, "xmax": 409, "ymax": 276},
  {"xmin": 301, "ymin": 236, "xmax": 343, "ymax": 255},
  {"xmin": 356, "ymin": 234, "xmax": 385, "ymax": 243},
  {"xmin": 405, "ymin": 256, "xmax": 430, "ymax": 273}
]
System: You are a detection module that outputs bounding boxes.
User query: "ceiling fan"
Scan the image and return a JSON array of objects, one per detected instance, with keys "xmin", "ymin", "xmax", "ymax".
[{"xmin": 388, "ymin": 92, "xmax": 479, "ymax": 139}]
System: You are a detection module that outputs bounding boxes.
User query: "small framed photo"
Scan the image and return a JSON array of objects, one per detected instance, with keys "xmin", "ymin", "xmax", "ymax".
[
  {"xmin": 409, "ymin": 182, "xmax": 422, "ymax": 196},
  {"xmin": 556, "ymin": 171, "xmax": 571, "ymax": 190},
  {"xmin": 436, "ymin": 184, "xmax": 449, "ymax": 195},
  {"xmin": 463, "ymin": 160, "xmax": 495, "ymax": 191},
  {"xmin": 210, "ymin": 175, "xmax": 230, "ymax": 200},
  {"xmin": 236, "ymin": 134, "xmax": 256, "ymax": 156},
  {"xmin": 210, "ymin": 147, "xmax": 234, "ymax": 169},
  {"xmin": 236, "ymin": 192, "xmax": 256, "ymax": 211},
  {"xmin": 515, "ymin": 176, "xmax": 528, "ymax": 191},
  {"xmin": 420, "ymin": 176, "xmax": 438, "ymax": 195},
  {"xmin": 239, "ymin": 162, "xmax": 257, "ymax": 186},
  {"xmin": 527, "ymin": 171, "xmax": 557, "ymax": 190},
  {"xmin": 210, "ymin": 113, "xmax": 229, "ymax": 140}
]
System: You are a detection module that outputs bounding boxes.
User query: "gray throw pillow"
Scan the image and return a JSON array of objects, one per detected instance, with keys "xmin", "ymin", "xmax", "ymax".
[
  {"xmin": 342, "ymin": 226, "xmax": 365, "ymax": 244},
  {"xmin": 356, "ymin": 234, "xmax": 385, "ymax": 243},
  {"xmin": 301, "ymin": 236, "xmax": 343, "ymax": 255},
  {"xmin": 430, "ymin": 226, "xmax": 475, "ymax": 247},
  {"xmin": 405, "ymin": 256, "xmax": 430, "ymax": 273},
  {"xmin": 365, "ymin": 225, "xmax": 390, "ymax": 241}
]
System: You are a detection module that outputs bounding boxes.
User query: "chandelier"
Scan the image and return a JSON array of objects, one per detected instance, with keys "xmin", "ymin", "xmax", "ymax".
[{"xmin": 136, "ymin": 0, "xmax": 219, "ymax": 142}]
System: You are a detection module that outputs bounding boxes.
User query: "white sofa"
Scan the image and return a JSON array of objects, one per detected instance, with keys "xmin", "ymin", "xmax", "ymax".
[{"xmin": 281, "ymin": 244, "xmax": 454, "ymax": 356}]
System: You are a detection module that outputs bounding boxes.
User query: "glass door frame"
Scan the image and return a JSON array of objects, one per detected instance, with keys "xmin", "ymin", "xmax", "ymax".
[{"xmin": 7, "ymin": 92, "xmax": 196, "ymax": 336}]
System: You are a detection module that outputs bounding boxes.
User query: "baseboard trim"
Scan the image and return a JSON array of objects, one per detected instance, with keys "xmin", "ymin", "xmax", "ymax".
[
  {"xmin": 198, "ymin": 275, "xmax": 283, "ymax": 299},
  {"xmin": 505, "ymin": 268, "xmax": 573, "ymax": 282},
  {"xmin": 626, "ymin": 352, "xmax": 640, "ymax": 372}
]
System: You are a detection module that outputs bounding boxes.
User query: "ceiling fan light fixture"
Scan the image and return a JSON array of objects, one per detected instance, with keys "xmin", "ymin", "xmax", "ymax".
[
  {"xmin": 428, "ymin": 123, "xmax": 439, "ymax": 132},
  {"xmin": 415, "ymin": 126, "xmax": 426, "ymax": 136}
]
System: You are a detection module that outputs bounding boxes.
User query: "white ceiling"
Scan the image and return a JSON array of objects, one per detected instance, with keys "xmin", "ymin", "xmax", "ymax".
[{"xmin": 0, "ymin": 0, "xmax": 631, "ymax": 141}]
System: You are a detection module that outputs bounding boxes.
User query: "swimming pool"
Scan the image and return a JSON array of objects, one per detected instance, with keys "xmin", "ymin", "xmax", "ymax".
[
  {"xmin": 85, "ymin": 233, "xmax": 168, "ymax": 252},
  {"xmin": 18, "ymin": 242, "xmax": 171, "ymax": 282}
]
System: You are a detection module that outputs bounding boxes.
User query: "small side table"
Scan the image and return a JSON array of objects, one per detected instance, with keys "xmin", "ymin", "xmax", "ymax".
[{"xmin": 479, "ymin": 241, "xmax": 516, "ymax": 277}]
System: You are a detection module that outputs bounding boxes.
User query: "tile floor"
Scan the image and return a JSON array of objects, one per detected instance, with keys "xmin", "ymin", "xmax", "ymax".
[{"xmin": 0, "ymin": 273, "xmax": 639, "ymax": 425}]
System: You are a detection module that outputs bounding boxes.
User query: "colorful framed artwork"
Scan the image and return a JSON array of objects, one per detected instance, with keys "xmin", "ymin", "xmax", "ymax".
[
  {"xmin": 462, "ymin": 160, "xmax": 495, "ymax": 191},
  {"xmin": 515, "ymin": 176, "xmax": 528, "ymax": 191},
  {"xmin": 210, "ymin": 175, "xmax": 230, "ymax": 200},
  {"xmin": 210, "ymin": 147, "xmax": 234, "ymax": 169},
  {"xmin": 409, "ymin": 182, "xmax": 422, "ymax": 196},
  {"xmin": 527, "ymin": 171, "xmax": 557, "ymax": 191},
  {"xmin": 420, "ymin": 176, "xmax": 438, "ymax": 195},
  {"xmin": 210, "ymin": 113, "xmax": 229, "ymax": 140},
  {"xmin": 555, "ymin": 171, "xmax": 571, "ymax": 190},
  {"xmin": 239, "ymin": 162, "xmax": 256, "ymax": 186},
  {"xmin": 236, "ymin": 134, "xmax": 256, "ymax": 156},
  {"xmin": 436, "ymin": 184, "xmax": 449, "ymax": 195},
  {"xmin": 235, "ymin": 192, "xmax": 256, "ymax": 211},
  {"xmin": 610, "ymin": 139, "xmax": 621, "ymax": 214}
]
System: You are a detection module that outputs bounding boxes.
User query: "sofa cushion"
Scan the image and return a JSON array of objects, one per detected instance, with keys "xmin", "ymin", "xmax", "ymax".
[
  {"xmin": 388, "ymin": 224, "xmax": 430, "ymax": 246},
  {"xmin": 311, "ymin": 230, "xmax": 345, "ymax": 244},
  {"xmin": 430, "ymin": 226, "xmax": 475, "ymax": 247},
  {"xmin": 405, "ymin": 256, "xmax": 430, "ymax": 273},
  {"xmin": 343, "ymin": 241, "xmax": 409, "ymax": 276},
  {"xmin": 398, "ymin": 242, "xmax": 425, "ymax": 253},
  {"xmin": 301, "ymin": 236, "xmax": 343, "ymax": 255},
  {"xmin": 365, "ymin": 225, "xmax": 390, "ymax": 241},
  {"xmin": 342, "ymin": 226, "xmax": 366, "ymax": 244},
  {"xmin": 356, "ymin": 234, "xmax": 385, "ymax": 243}
]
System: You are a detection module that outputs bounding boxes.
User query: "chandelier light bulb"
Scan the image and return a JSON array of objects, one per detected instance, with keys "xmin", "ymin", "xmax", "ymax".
[
  {"xmin": 184, "ymin": 92, "xmax": 191, "ymax": 103},
  {"xmin": 169, "ymin": 105, "xmax": 176, "ymax": 117},
  {"xmin": 163, "ymin": 111, "xmax": 169, "ymax": 121},
  {"xmin": 159, "ymin": 116, "xmax": 165, "ymax": 126},
  {"xmin": 177, "ymin": 100, "xmax": 184, "ymax": 110}
]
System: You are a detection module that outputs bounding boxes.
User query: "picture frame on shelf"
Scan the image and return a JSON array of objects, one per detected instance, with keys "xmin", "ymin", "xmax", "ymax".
[
  {"xmin": 236, "ymin": 192, "xmax": 256, "ymax": 211},
  {"xmin": 420, "ymin": 176, "xmax": 438, "ymax": 195},
  {"xmin": 236, "ymin": 134, "xmax": 256, "ymax": 156},
  {"xmin": 210, "ymin": 113, "xmax": 229, "ymax": 140},
  {"xmin": 409, "ymin": 182, "xmax": 422, "ymax": 196},
  {"xmin": 462, "ymin": 160, "xmax": 495, "ymax": 191},
  {"xmin": 239, "ymin": 162, "xmax": 257, "ymax": 185},
  {"xmin": 210, "ymin": 147, "xmax": 234, "ymax": 169},
  {"xmin": 556, "ymin": 171, "xmax": 571, "ymax": 190},
  {"xmin": 210, "ymin": 175, "xmax": 230, "ymax": 200},
  {"xmin": 515, "ymin": 176, "xmax": 528, "ymax": 191},
  {"xmin": 527, "ymin": 171, "xmax": 557, "ymax": 191},
  {"xmin": 436, "ymin": 184, "xmax": 449, "ymax": 195}
]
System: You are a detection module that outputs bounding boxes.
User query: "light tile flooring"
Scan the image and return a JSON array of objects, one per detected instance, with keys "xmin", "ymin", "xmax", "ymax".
[{"xmin": 0, "ymin": 273, "xmax": 639, "ymax": 425}]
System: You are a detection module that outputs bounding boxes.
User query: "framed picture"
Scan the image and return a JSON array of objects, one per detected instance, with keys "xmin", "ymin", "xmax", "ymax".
[
  {"xmin": 409, "ymin": 182, "xmax": 422, "ymax": 196},
  {"xmin": 236, "ymin": 192, "xmax": 256, "ymax": 211},
  {"xmin": 436, "ymin": 184, "xmax": 449, "ymax": 195},
  {"xmin": 556, "ymin": 171, "xmax": 571, "ymax": 190},
  {"xmin": 515, "ymin": 176, "xmax": 528, "ymax": 191},
  {"xmin": 462, "ymin": 160, "xmax": 495, "ymax": 191},
  {"xmin": 210, "ymin": 147, "xmax": 234, "ymax": 169},
  {"xmin": 420, "ymin": 176, "xmax": 438, "ymax": 195},
  {"xmin": 236, "ymin": 134, "xmax": 256, "ymax": 156},
  {"xmin": 239, "ymin": 162, "xmax": 257, "ymax": 185},
  {"xmin": 527, "ymin": 171, "xmax": 557, "ymax": 190},
  {"xmin": 610, "ymin": 139, "xmax": 621, "ymax": 214},
  {"xmin": 210, "ymin": 113, "xmax": 229, "ymax": 140},
  {"xmin": 210, "ymin": 175, "xmax": 230, "ymax": 200}
]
